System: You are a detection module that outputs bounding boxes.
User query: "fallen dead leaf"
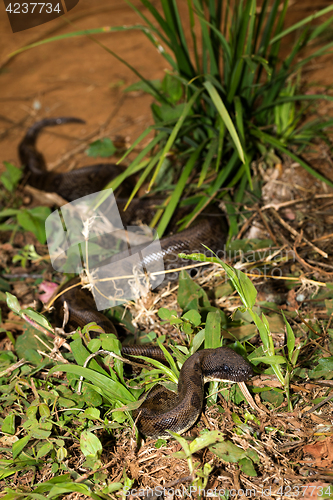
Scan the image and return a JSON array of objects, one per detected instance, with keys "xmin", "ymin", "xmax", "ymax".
[{"xmin": 302, "ymin": 437, "xmax": 333, "ymax": 468}]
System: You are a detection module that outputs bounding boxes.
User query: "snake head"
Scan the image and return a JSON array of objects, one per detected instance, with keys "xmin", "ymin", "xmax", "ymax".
[{"xmin": 202, "ymin": 346, "xmax": 253, "ymax": 383}]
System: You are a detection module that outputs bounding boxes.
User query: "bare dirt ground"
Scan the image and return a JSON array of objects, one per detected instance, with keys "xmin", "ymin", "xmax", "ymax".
[
  {"xmin": 0, "ymin": 0, "xmax": 167, "ymax": 173},
  {"xmin": 1, "ymin": 1, "xmax": 333, "ymax": 499}
]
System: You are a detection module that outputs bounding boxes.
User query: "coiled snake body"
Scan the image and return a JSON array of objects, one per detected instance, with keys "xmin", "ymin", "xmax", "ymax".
[{"xmin": 19, "ymin": 118, "xmax": 253, "ymax": 438}]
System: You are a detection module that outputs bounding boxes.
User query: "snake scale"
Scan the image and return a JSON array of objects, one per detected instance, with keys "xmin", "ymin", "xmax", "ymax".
[{"xmin": 19, "ymin": 117, "xmax": 253, "ymax": 438}]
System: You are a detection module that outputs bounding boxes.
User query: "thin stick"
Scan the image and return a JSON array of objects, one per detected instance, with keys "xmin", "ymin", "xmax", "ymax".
[
  {"xmin": 261, "ymin": 193, "xmax": 333, "ymax": 211},
  {"xmin": 258, "ymin": 208, "xmax": 278, "ymax": 245},
  {"xmin": 236, "ymin": 211, "xmax": 257, "ymax": 239},
  {"xmin": 303, "ymin": 392, "xmax": 333, "ymax": 415}
]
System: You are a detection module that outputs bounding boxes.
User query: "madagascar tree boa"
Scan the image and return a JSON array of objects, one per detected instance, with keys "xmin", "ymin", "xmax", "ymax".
[{"xmin": 19, "ymin": 117, "xmax": 253, "ymax": 438}]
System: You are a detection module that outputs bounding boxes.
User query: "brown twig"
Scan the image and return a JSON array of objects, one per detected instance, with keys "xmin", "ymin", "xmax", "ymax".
[
  {"xmin": 0, "ymin": 360, "xmax": 26, "ymax": 378},
  {"xmin": 261, "ymin": 193, "xmax": 333, "ymax": 212},
  {"xmin": 303, "ymin": 392, "xmax": 333, "ymax": 415},
  {"xmin": 236, "ymin": 211, "xmax": 258, "ymax": 239},
  {"xmin": 312, "ymin": 232, "xmax": 333, "ymax": 243},
  {"xmin": 307, "ymin": 259, "xmax": 333, "ymax": 272},
  {"xmin": 257, "ymin": 208, "xmax": 278, "ymax": 245},
  {"xmin": 296, "ymin": 311, "xmax": 325, "ymax": 338}
]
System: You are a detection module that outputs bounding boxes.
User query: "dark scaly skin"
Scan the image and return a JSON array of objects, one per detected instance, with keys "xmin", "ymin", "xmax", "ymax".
[
  {"xmin": 20, "ymin": 118, "xmax": 253, "ymax": 438},
  {"xmin": 133, "ymin": 347, "xmax": 253, "ymax": 438},
  {"xmin": 19, "ymin": 117, "xmax": 126, "ymax": 201}
]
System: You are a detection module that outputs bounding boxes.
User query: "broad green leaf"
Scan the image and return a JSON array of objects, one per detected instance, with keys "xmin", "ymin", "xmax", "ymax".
[
  {"xmin": 250, "ymin": 355, "xmax": 286, "ymax": 365},
  {"xmin": 6, "ymin": 292, "xmax": 20, "ymax": 315},
  {"xmin": 168, "ymin": 431, "xmax": 191, "ymax": 457},
  {"xmin": 86, "ymin": 138, "xmax": 116, "ymax": 158},
  {"xmin": 205, "ymin": 311, "xmax": 221, "ymax": 349},
  {"xmin": 15, "ymin": 326, "xmax": 51, "ymax": 364},
  {"xmin": 182, "ymin": 309, "xmax": 201, "ymax": 327},
  {"xmin": 1, "ymin": 162, "xmax": 22, "ymax": 192},
  {"xmin": 124, "ymin": 78, "xmax": 162, "ymax": 95},
  {"xmin": 309, "ymin": 357, "xmax": 333, "ymax": 379},
  {"xmin": 190, "ymin": 430, "xmax": 224, "ymax": 454},
  {"xmin": 1, "ymin": 414, "xmax": 15, "ymax": 435},
  {"xmin": 49, "ymin": 364, "xmax": 136, "ymax": 403},
  {"xmin": 80, "ymin": 430, "xmax": 103, "ymax": 458},
  {"xmin": 22, "ymin": 309, "xmax": 53, "ymax": 332},
  {"xmin": 239, "ymin": 457, "xmax": 257, "ymax": 477},
  {"xmin": 29, "ymin": 422, "xmax": 52, "ymax": 439},
  {"xmin": 192, "ymin": 328, "xmax": 205, "ymax": 353},
  {"xmin": 12, "ymin": 435, "xmax": 30, "ymax": 459},
  {"xmin": 37, "ymin": 442, "xmax": 54, "ymax": 459},
  {"xmin": 70, "ymin": 338, "xmax": 109, "ymax": 377},
  {"xmin": 17, "ymin": 206, "xmax": 51, "ymax": 244},
  {"xmin": 177, "ymin": 270, "xmax": 210, "ymax": 311},
  {"xmin": 210, "ymin": 439, "xmax": 246, "ymax": 462}
]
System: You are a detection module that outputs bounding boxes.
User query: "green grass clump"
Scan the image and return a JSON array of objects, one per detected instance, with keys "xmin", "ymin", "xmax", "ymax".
[
  {"xmin": 10, "ymin": 0, "xmax": 333, "ymax": 238},
  {"xmin": 115, "ymin": 0, "xmax": 333, "ymax": 235}
]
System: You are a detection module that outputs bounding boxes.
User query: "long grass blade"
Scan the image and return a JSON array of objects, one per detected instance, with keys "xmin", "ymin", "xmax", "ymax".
[
  {"xmin": 93, "ymin": 133, "xmax": 166, "ymax": 210},
  {"xmin": 267, "ymin": 0, "xmax": 288, "ymax": 63},
  {"xmin": 253, "ymin": 0, "xmax": 269, "ymax": 53},
  {"xmin": 49, "ymin": 365, "xmax": 136, "ymax": 403},
  {"xmin": 194, "ymin": 15, "xmax": 232, "ymax": 70},
  {"xmin": 187, "ymin": 0, "xmax": 201, "ymax": 73},
  {"xmin": 256, "ymin": 93, "xmax": 333, "ymax": 115},
  {"xmin": 215, "ymin": 117, "xmax": 225, "ymax": 173},
  {"xmin": 269, "ymin": 4, "xmax": 333, "ymax": 45},
  {"xmin": 309, "ymin": 14, "xmax": 333, "ymax": 42},
  {"xmin": 148, "ymin": 88, "xmax": 203, "ymax": 191},
  {"xmin": 223, "ymin": 192, "xmax": 238, "ymax": 237},
  {"xmin": 160, "ymin": 0, "xmax": 194, "ymax": 77},
  {"xmin": 125, "ymin": 0, "xmax": 172, "ymax": 48},
  {"xmin": 197, "ymin": 139, "xmax": 218, "ymax": 188},
  {"xmin": 83, "ymin": 32, "xmax": 170, "ymax": 104},
  {"xmin": 234, "ymin": 96, "xmax": 245, "ymax": 144},
  {"xmin": 117, "ymin": 126, "xmax": 155, "ymax": 164},
  {"xmin": 156, "ymin": 143, "xmax": 206, "ymax": 237},
  {"xmin": 193, "ymin": 0, "xmax": 219, "ymax": 77},
  {"xmin": 124, "ymin": 154, "xmax": 163, "ymax": 210},
  {"xmin": 293, "ymin": 43, "xmax": 333, "ymax": 73},
  {"xmin": 9, "ymin": 25, "xmax": 170, "ymax": 104},
  {"xmin": 204, "ymin": 81, "xmax": 245, "ymax": 164}
]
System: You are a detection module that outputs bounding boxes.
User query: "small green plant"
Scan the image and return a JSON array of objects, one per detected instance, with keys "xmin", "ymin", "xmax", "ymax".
[
  {"xmin": 0, "ymin": 162, "xmax": 51, "ymax": 243},
  {"xmin": 170, "ymin": 430, "xmax": 225, "ymax": 485},
  {"xmin": 0, "ymin": 161, "xmax": 22, "ymax": 193},
  {"xmin": 12, "ymin": 244, "xmax": 41, "ymax": 268},
  {"xmin": 3, "ymin": 264, "xmax": 333, "ymax": 492},
  {"xmin": 180, "ymin": 250, "xmax": 302, "ymax": 411},
  {"xmin": 86, "ymin": 137, "xmax": 117, "ymax": 158}
]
